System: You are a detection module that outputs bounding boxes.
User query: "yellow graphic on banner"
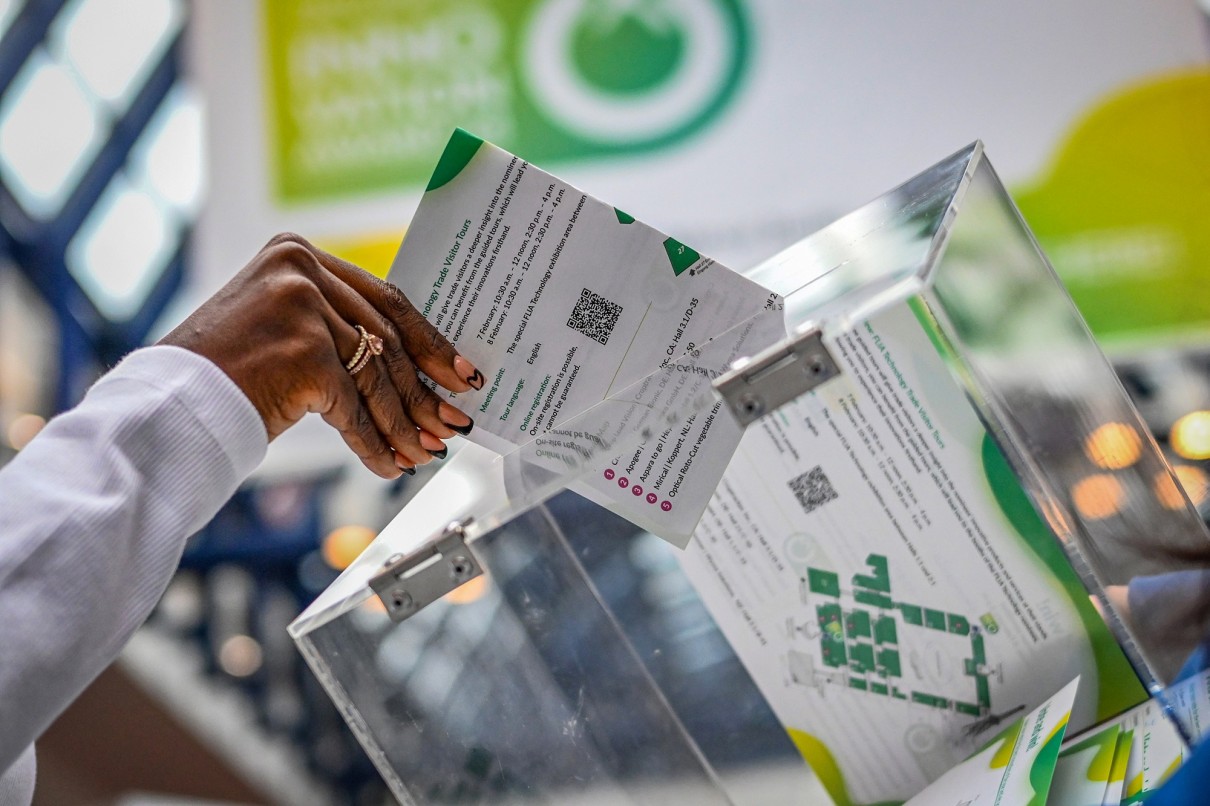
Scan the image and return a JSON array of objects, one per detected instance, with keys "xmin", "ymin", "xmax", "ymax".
[
  {"xmin": 317, "ymin": 232, "xmax": 405, "ymax": 280},
  {"xmin": 1015, "ymin": 69, "xmax": 1210, "ymax": 349}
]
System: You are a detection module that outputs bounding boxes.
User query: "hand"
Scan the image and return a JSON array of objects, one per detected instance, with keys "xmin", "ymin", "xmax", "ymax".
[
  {"xmin": 161, "ymin": 233, "xmax": 482, "ymax": 479},
  {"xmin": 1102, "ymin": 584, "xmax": 1132, "ymax": 626}
]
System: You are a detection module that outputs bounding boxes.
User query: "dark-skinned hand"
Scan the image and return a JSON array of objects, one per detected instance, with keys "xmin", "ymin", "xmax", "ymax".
[{"xmin": 161, "ymin": 233, "xmax": 483, "ymax": 479}]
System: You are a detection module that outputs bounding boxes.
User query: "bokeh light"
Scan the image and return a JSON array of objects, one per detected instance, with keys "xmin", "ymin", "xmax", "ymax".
[
  {"xmin": 321, "ymin": 524, "xmax": 376, "ymax": 570},
  {"xmin": 218, "ymin": 634, "xmax": 263, "ymax": 678},
  {"xmin": 1170, "ymin": 411, "xmax": 1210, "ymax": 460},
  {"xmin": 1155, "ymin": 465, "xmax": 1209, "ymax": 510},
  {"xmin": 444, "ymin": 574, "xmax": 490, "ymax": 606},
  {"xmin": 1072, "ymin": 474, "xmax": 1125, "ymax": 520},
  {"xmin": 1084, "ymin": 422, "xmax": 1142, "ymax": 470}
]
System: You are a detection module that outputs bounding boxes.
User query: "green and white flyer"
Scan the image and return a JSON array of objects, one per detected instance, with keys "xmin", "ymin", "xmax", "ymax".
[
  {"xmin": 1120, "ymin": 721, "xmax": 1183, "ymax": 804},
  {"xmin": 1050, "ymin": 723, "xmax": 1122, "ymax": 806},
  {"xmin": 1104, "ymin": 730, "xmax": 1133, "ymax": 806},
  {"xmin": 676, "ymin": 301, "xmax": 1148, "ymax": 803},
  {"xmin": 905, "ymin": 677, "xmax": 1078, "ymax": 805},
  {"xmin": 1084, "ymin": 675, "xmax": 1206, "ymax": 804},
  {"xmin": 1113, "ymin": 701, "xmax": 1185, "ymax": 804},
  {"xmin": 387, "ymin": 130, "xmax": 782, "ymax": 545}
]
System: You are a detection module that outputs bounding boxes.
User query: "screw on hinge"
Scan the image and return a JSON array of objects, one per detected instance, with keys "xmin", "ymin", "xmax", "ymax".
[
  {"xmin": 449, "ymin": 555, "xmax": 474, "ymax": 581},
  {"xmin": 738, "ymin": 393, "xmax": 765, "ymax": 418},
  {"xmin": 389, "ymin": 590, "xmax": 415, "ymax": 612}
]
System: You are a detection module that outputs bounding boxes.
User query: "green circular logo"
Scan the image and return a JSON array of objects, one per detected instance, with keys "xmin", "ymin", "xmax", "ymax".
[{"xmin": 521, "ymin": 0, "xmax": 749, "ymax": 146}]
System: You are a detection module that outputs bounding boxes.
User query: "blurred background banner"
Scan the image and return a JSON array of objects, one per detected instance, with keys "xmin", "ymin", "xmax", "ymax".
[
  {"xmin": 197, "ymin": 1, "xmax": 1209, "ymax": 353},
  {"xmin": 261, "ymin": 0, "xmax": 750, "ymax": 202},
  {"xmin": 1014, "ymin": 70, "xmax": 1210, "ymax": 349}
]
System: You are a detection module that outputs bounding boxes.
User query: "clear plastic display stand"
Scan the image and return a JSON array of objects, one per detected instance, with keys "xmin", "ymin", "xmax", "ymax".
[{"xmin": 289, "ymin": 143, "xmax": 1210, "ymax": 804}]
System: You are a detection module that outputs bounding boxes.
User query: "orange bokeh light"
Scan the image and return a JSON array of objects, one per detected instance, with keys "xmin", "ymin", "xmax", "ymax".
[
  {"xmin": 1084, "ymin": 422, "xmax": 1142, "ymax": 470},
  {"xmin": 1072, "ymin": 474, "xmax": 1125, "ymax": 520},
  {"xmin": 1156, "ymin": 465, "xmax": 1208, "ymax": 510},
  {"xmin": 321, "ymin": 525, "xmax": 376, "ymax": 570}
]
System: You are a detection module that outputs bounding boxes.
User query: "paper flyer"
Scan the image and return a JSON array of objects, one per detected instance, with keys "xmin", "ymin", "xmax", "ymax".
[
  {"xmin": 1061, "ymin": 671, "xmax": 1203, "ymax": 804},
  {"xmin": 1118, "ymin": 711, "xmax": 1184, "ymax": 804},
  {"xmin": 904, "ymin": 677, "xmax": 1078, "ymax": 805},
  {"xmin": 1120, "ymin": 721, "xmax": 1183, "ymax": 804},
  {"xmin": 1103, "ymin": 730, "xmax": 1132, "ymax": 806},
  {"xmin": 676, "ymin": 300, "xmax": 1148, "ymax": 804},
  {"xmin": 1049, "ymin": 723, "xmax": 1122, "ymax": 806},
  {"xmin": 387, "ymin": 130, "xmax": 782, "ymax": 545},
  {"xmin": 1162, "ymin": 666, "xmax": 1210, "ymax": 742}
]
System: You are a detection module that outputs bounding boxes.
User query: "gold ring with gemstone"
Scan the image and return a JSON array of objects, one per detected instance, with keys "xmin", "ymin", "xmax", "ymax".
[{"xmin": 347, "ymin": 325, "xmax": 384, "ymax": 375}]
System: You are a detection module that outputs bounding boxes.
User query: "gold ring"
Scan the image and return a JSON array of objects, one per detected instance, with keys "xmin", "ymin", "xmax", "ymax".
[{"xmin": 347, "ymin": 325, "xmax": 384, "ymax": 375}]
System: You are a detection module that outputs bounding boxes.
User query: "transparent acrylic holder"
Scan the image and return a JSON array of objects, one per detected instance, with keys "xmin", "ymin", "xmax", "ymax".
[{"xmin": 290, "ymin": 143, "xmax": 1210, "ymax": 804}]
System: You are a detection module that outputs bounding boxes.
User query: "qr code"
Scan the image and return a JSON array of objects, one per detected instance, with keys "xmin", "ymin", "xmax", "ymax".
[
  {"xmin": 567, "ymin": 287, "xmax": 623, "ymax": 345},
  {"xmin": 788, "ymin": 466, "xmax": 838, "ymax": 515}
]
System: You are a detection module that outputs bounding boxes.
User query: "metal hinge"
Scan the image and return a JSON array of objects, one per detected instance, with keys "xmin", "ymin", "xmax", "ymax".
[
  {"xmin": 369, "ymin": 518, "xmax": 481, "ymax": 622},
  {"xmin": 713, "ymin": 328, "xmax": 840, "ymax": 427}
]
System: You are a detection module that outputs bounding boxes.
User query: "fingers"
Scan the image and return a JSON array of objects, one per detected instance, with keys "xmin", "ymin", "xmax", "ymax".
[
  {"xmin": 374, "ymin": 337, "xmax": 472, "ymax": 440},
  {"xmin": 376, "ymin": 278, "xmax": 485, "ymax": 393},
  {"xmin": 302, "ymin": 292, "xmax": 404, "ymax": 478},
  {"xmin": 316, "ymin": 353, "xmax": 401, "ymax": 479},
  {"xmin": 267, "ymin": 235, "xmax": 477, "ymax": 438},
  {"xmin": 260, "ymin": 234, "xmax": 480, "ymax": 474},
  {"xmin": 286, "ymin": 245, "xmax": 473, "ymax": 447},
  {"xmin": 268, "ymin": 233, "xmax": 483, "ymax": 394},
  {"xmin": 327, "ymin": 303, "xmax": 442, "ymax": 469},
  {"xmin": 322, "ymin": 346, "xmax": 450, "ymax": 476}
]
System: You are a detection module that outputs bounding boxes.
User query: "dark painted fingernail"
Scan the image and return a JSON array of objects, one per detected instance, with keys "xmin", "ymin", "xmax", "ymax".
[
  {"xmin": 437, "ymin": 402, "xmax": 474, "ymax": 435},
  {"xmin": 444, "ymin": 417, "xmax": 474, "ymax": 436},
  {"xmin": 454, "ymin": 355, "xmax": 484, "ymax": 390},
  {"xmin": 394, "ymin": 452, "xmax": 417, "ymax": 475},
  {"xmin": 428, "ymin": 447, "xmax": 448, "ymax": 460}
]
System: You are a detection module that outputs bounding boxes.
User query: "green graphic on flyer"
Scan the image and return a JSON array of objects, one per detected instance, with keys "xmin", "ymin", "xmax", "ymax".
[
  {"xmin": 905, "ymin": 295, "xmax": 1146, "ymax": 721},
  {"xmin": 803, "ymin": 555, "xmax": 994, "ymax": 718}
]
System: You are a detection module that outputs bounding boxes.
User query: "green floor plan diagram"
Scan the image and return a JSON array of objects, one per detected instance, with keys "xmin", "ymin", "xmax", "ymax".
[{"xmin": 789, "ymin": 554, "xmax": 996, "ymax": 717}]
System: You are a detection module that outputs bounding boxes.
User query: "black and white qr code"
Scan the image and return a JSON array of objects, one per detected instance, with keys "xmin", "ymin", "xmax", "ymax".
[
  {"xmin": 788, "ymin": 466, "xmax": 839, "ymax": 515},
  {"xmin": 567, "ymin": 287, "xmax": 623, "ymax": 345}
]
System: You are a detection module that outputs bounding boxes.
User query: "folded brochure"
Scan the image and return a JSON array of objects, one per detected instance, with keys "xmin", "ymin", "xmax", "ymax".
[
  {"xmin": 902, "ymin": 676, "xmax": 1189, "ymax": 805},
  {"xmin": 1050, "ymin": 722, "xmax": 1122, "ymax": 806},
  {"xmin": 905, "ymin": 677, "xmax": 1078, "ymax": 805}
]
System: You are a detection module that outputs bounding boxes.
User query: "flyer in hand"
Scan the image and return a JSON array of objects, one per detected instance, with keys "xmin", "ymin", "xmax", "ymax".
[{"xmin": 387, "ymin": 129, "xmax": 783, "ymax": 546}]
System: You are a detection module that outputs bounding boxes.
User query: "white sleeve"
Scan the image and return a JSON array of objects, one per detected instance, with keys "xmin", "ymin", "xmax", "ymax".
[{"xmin": 0, "ymin": 345, "xmax": 268, "ymax": 777}]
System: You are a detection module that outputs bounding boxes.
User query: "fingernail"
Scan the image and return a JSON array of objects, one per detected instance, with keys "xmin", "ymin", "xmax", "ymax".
[
  {"xmin": 445, "ymin": 418, "xmax": 473, "ymax": 436},
  {"xmin": 439, "ymin": 402, "xmax": 474, "ymax": 435},
  {"xmin": 401, "ymin": 466, "xmax": 416, "ymax": 475},
  {"xmin": 394, "ymin": 453, "xmax": 416, "ymax": 475},
  {"xmin": 455, "ymin": 355, "xmax": 484, "ymax": 390},
  {"xmin": 418, "ymin": 431, "xmax": 447, "ymax": 458}
]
